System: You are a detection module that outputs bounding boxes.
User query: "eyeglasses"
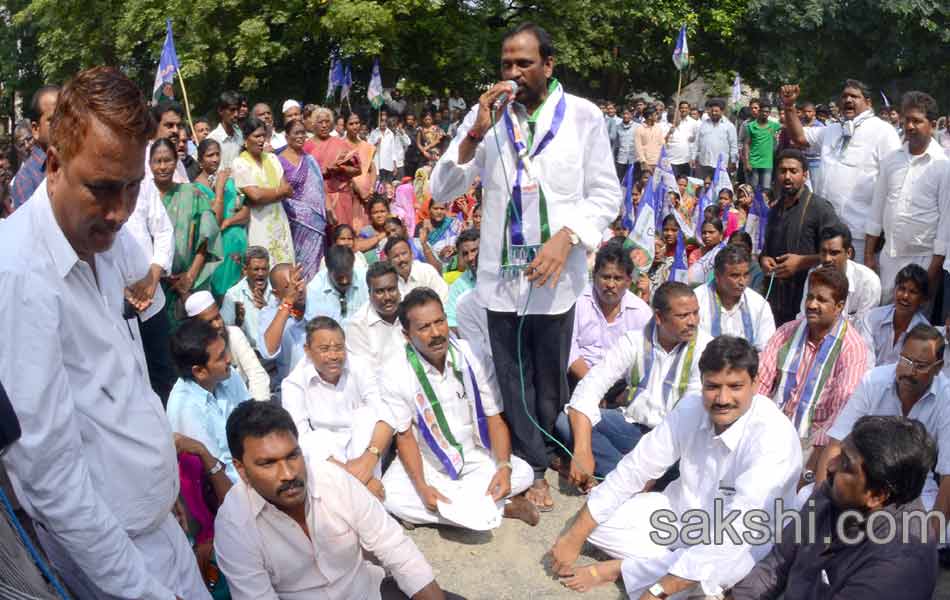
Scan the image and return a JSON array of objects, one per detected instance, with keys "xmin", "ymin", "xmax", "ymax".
[{"xmin": 897, "ymin": 355, "xmax": 943, "ymax": 372}]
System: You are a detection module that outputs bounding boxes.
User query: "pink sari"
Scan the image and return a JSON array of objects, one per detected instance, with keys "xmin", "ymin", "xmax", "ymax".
[
  {"xmin": 304, "ymin": 136, "xmax": 358, "ymax": 226},
  {"xmin": 348, "ymin": 138, "xmax": 377, "ymax": 230},
  {"xmin": 392, "ymin": 182, "xmax": 417, "ymax": 235}
]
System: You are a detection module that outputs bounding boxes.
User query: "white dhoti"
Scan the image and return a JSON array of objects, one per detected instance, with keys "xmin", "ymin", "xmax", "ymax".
[
  {"xmin": 299, "ymin": 405, "xmax": 383, "ymax": 479},
  {"xmin": 588, "ymin": 492, "xmax": 756, "ymax": 599},
  {"xmin": 878, "ymin": 253, "xmax": 931, "ymax": 305},
  {"xmin": 382, "ymin": 447, "xmax": 533, "ymax": 528},
  {"xmin": 36, "ymin": 512, "xmax": 211, "ymax": 600}
]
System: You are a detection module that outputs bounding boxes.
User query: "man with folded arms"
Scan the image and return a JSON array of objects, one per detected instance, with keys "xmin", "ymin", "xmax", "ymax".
[
  {"xmin": 550, "ymin": 336, "xmax": 802, "ymax": 598},
  {"xmin": 346, "ymin": 260, "xmax": 405, "ymax": 366}
]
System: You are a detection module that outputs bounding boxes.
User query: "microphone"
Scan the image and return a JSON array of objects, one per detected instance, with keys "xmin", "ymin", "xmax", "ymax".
[{"xmin": 493, "ymin": 81, "xmax": 519, "ymax": 109}]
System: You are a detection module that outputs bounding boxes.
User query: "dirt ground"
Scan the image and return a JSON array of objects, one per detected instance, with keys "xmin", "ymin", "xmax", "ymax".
[{"xmin": 406, "ymin": 470, "xmax": 950, "ymax": 600}]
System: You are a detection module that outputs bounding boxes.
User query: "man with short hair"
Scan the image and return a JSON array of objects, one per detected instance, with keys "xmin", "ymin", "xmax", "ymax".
[
  {"xmin": 0, "ymin": 66, "xmax": 209, "ymax": 599},
  {"xmin": 798, "ymin": 223, "xmax": 881, "ymax": 326},
  {"xmin": 305, "ymin": 245, "xmax": 369, "ymax": 325},
  {"xmin": 221, "ymin": 246, "xmax": 271, "ymax": 351},
  {"xmin": 252, "ymin": 102, "xmax": 285, "ymax": 152},
  {"xmin": 731, "ymin": 415, "xmax": 938, "ymax": 600},
  {"xmin": 381, "ymin": 288, "xmax": 539, "ymax": 528},
  {"xmin": 866, "ymin": 91, "xmax": 949, "ymax": 304},
  {"xmin": 799, "ymin": 100, "xmax": 825, "ymax": 178},
  {"xmin": 604, "ymin": 101, "xmax": 622, "ymax": 158},
  {"xmin": 615, "ymin": 108, "xmax": 640, "ymax": 181},
  {"xmin": 445, "ymin": 228, "xmax": 480, "ymax": 329},
  {"xmin": 215, "ymin": 401, "xmax": 450, "ymax": 599},
  {"xmin": 567, "ymin": 240, "xmax": 651, "ymax": 385},
  {"xmin": 783, "ymin": 81, "xmax": 902, "ymax": 263},
  {"xmin": 665, "ymin": 100, "xmax": 698, "ymax": 179},
  {"xmin": 370, "ymin": 115, "xmax": 401, "ymax": 182},
  {"xmin": 149, "ymin": 101, "xmax": 190, "ymax": 183},
  {"xmin": 695, "ymin": 244, "xmax": 775, "ymax": 351},
  {"xmin": 208, "ymin": 90, "xmax": 244, "ymax": 169},
  {"xmin": 185, "ymin": 290, "xmax": 270, "ymax": 402},
  {"xmin": 258, "ymin": 263, "xmax": 309, "ymax": 385},
  {"xmin": 757, "ymin": 266, "xmax": 869, "ymax": 474},
  {"xmin": 193, "ymin": 116, "xmax": 211, "ymax": 144},
  {"xmin": 744, "ymin": 99, "xmax": 781, "ymax": 191},
  {"xmin": 760, "ymin": 149, "xmax": 840, "ymax": 325},
  {"xmin": 634, "ymin": 106, "xmax": 666, "ymax": 173},
  {"xmin": 692, "ymin": 98, "xmax": 738, "ymax": 179},
  {"xmin": 282, "ymin": 317, "xmax": 395, "ymax": 498},
  {"xmin": 385, "ymin": 236, "xmax": 449, "ymax": 302},
  {"xmin": 859, "ymin": 264, "xmax": 932, "ymax": 367},
  {"xmin": 10, "ymin": 84, "xmax": 58, "ymax": 209},
  {"xmin": 167, "ymin": 318, "xmax": 250, "ymax": 482},
  {"xmin": 346, "ymin": 261, "xmax": 404, "ymax": 367},
  {"xmin": 550, "ymin": 336, "xmax": 802, "ymax": 598},
  {"xmin": 557, "ymin": 282, "xmax": 710, "ymax": 488}
]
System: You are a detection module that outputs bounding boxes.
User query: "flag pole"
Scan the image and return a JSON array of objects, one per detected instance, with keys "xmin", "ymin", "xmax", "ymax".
[
  {"xmin": 176, "ymin": 70, "xmax": 196, "ymax": 135},
  {"xmin": 673, "ymin": 70, "xmax": 683, "ymax": 127}
]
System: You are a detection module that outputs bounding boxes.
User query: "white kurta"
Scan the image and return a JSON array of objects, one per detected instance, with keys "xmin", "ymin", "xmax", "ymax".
[{"xmin": 694, "ymin": 284, "xmax": 776, "ymax": 352}]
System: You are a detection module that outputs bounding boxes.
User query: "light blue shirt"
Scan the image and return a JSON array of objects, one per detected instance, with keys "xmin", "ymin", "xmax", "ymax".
[
  {"xmin": 303, "ymin": 267, "xmax": 369, "ymax": 326},
  {"xmin": 221, "ymin": 277, "xmax": 271, "ymax": 351},
  {"xmin": 166, "ymin": 367, "xmax": 250, "ymax": 482},
  {"xmin": 859, "ymin": 304, "xmax": 931, "ymax": 367},
  {"xmin": 693, "ymin": 117, "xmax": 738, "ymax": 167},
  {"xmin": 257, "ymin": 299, "xmax": 308, "ymax": 385},
  {"xmin": 446, "ymin": 270, "xmax": 476, "ymax": 328}
]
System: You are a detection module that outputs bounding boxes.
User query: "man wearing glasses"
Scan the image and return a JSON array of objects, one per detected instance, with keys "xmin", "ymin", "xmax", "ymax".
[
  {"xmin": 305, "ymin": 245, "xmax": 369, "ymax": 326},
  {"xmin": 813, "ymin": 323, "xmax": 950, "ymax": 532}
]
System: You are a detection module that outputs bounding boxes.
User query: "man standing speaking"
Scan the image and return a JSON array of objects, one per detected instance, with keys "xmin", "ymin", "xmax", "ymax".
[{"xmin": 431, "ymin": 23, "xmax": 620, "ymax": 510}]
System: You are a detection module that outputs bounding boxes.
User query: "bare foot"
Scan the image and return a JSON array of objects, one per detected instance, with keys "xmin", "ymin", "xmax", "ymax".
[
  {"xmin": 525, "ymin": 478, "xmax": 555, "ymax": 512},
  {"xmin": 559, "ymin": 560, "xmax": 621, "ymax": 593},
  {"xmin": 503, "ymin": 494, "xmax": 540, "ymax": 526}
]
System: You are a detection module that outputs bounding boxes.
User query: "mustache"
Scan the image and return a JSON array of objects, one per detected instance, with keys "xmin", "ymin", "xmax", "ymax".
[
  {"xmin": 277, "ymin": 479, "xmax": 305, "ymax": 494},
  {"xmin": 429, "ymin": 336, "xmax": 447, "ymax": 348},
  {"xmin": 711, "ymin": 404, "xmax": 736, "ymax": 411}
]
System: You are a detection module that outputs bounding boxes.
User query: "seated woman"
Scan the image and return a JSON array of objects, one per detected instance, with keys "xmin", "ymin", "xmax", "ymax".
[
  {"xmin": 320, "ymin": 223, "xmax": 369, "ymax": 271},
  {"xmin": 717, "ymin": 188, "xmax": 741, "ymax": 239},
  {"xmin": 687, "ymin": 216, "xmax": 725, "ymax": 285},
  {"xmin": 356, "ymin": 195, "xmax": 390, "ymax": 264}
]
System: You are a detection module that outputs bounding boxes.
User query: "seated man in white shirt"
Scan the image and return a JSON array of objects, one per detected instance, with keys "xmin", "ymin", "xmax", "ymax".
[
  {"xmin": 555, "ymin": 281, "xmax": 711, "ymax": 490},
  {"xmin": 167, "ymin": 318, "xmax": 251, "ymax": 482},
  {"xmin": 381, "ymin": 287, "xmax": 539, "ymax": 529},
  {"xmin": 346, "ymin": 260, "xmax": 405, "ymax": 366},
  {"xmin": 549, "ymin": 336, "xmax": 802, "ymax": 598},
  {"xmin": 185, "ymin": 290, "xmax": 271, "ymax": 402},
  {"xmin": 220, "ymin": 245, "xmax": 271, "ymax": 351},
  {"xmin": 385, "ymin": 236, "xmax": 449, "ymax": 303},
  {"xmin": 813, "ymin": 324, "xmax": 950, "ymax": 527},
  {"xmin": 858, "ymin": 264, "xmax": 932, "ymax": 366},
  {"xmin": 215, "ymin": 401, "xmax": 452, "ymax": 600},
  {"xmin": 695, "ymin": 244, "xmax": 776, "ymax": 352},
  {"xmin": 282, "ymin": 317, "xmax": 395, "ymax": 499},
  {"xmin": 798, "ymin": 222, "xmax": 880, "ymax": 327}
]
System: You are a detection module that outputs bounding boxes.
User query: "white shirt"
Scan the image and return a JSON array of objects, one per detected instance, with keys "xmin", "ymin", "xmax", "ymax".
[
  {"xmin": 828, "ymin": 365, "xmax": 950, "ymax": 476},
  {"xmin": 282, "ymin": 355, "xmax": 394, "ymax": 458},
  {"xmin": 345, "ymin": 302, "xmax": 405, "ymax": 368},
  {"xmin": 398, "ymin": 261, "xmax": 449, "ymax": 303},
  {"xmin": 382, "ymin": 339, "xmax": 501, "ymax": 470},
  {"xmin": 270, "ymin": 131, "xmax": 287, "ymax": 151},
  {"xmin": 587, "ymin": 394, "xmax": 802, "ymax": 593},
  {"xmin": 856, "ymin": 305, "xmax": 930, "ymax": 367},
  {"xmin": 431, "ymin": 81, "xmax": 622, "ymax": 314},
  {"xmin": 694, "ymin": 284, "xmax": 776, "ymax": 352},
  {"xmin": 0, "ymin": 184, "xmax": 179, "ymax": 600},
  {"xmin": 568, "ymin": 328, "xmax": 711, "ymax": 428},
  {"xmin": 228, "ymin": 325, "xmax": 271, "ymax": 401},
  {"xmin": 455, "ymin": 289, "xmax": 492, "ymax": 366},
  {"xmin": 122, "ymin": 176, "xmax": 174, "ymax": 320},
  {"xmin": 214, "ymin": 455, "xmax": 435, "ymax": 600},
  {"xmin": 208, "ymin": 123, "xmax": 244, "ymax": 170},
  {"xmin": 868, "ymin": 139, "xmax": 950, "ymax": 258},
  {"xmin": 448, "ymin": 97, "xmax": 467, "ymax": 112},
  {"xmin": 798, "ymin": 260, "xmax": 881, "ymax": 325},
  {"xmin": 368, "ymin": 128, "xmax": 398, "ymax": 172},
  {"xmin": 804, "ymin": 111, "xmax": 902, "ymax": 240},
  {"xmin": 666, "ymin": 117, "xmax": 699, "ymax": 165}
]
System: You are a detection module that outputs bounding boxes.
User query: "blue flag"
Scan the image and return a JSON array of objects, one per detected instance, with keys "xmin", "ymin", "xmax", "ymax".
[
  {"xmin": 621, "ymin": 163, "xmax": 636, "ymax": 231},
  {"xmin": 152, "ymin": 20, "xmax": 180, "ymax": 102},
  {"xmin": 340, "ymin": 61, "xmax": 353, "ymax": 102},
  {"xmin": 326, "ymin": 51, "xmax": 344, "ymax": 101},
  {"xmin": 694, "ymin": 154, "xmax": 733, "ymax": 230},
  {"xmin": 368, "ymin": 58, "xmax": 384, "ymax": 109},
  {"xmin": 672, "ymin": 25, "xmax": 689, "ymax": 71},
  {"xmin": 669, "ymin": 230, "xmax": 688, "ymax": 282},
  {"xmin": 745, "ymin": 187, "xmax": 770, "ymax": 255}
]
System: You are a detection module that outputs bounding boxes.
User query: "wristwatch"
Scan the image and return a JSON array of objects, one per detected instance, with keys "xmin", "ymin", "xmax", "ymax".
[
  {"xmin": 367, "ymin": 445, "xmax": 381, "ymax": 457},
  {"xmin": 803, "ymin": 469, "xmax": 816, "ymax": 484},
  {"xmin": 496, "ymin": 460, "xmax": 513, "ymax": 471},
  {"xmin": 564, "ymin": 228, "xmax": 580, "ymax": 246},
  {"xmin": 467, "ymin": 128, "xmax": 484, "ymax": 142},
  {"xmin": 648, "ymin": 582, "xmax": 669, "ymax": 599},
  {"xmin": 207, "ymin": 460, "xmax": 224, "ymax": 476}
]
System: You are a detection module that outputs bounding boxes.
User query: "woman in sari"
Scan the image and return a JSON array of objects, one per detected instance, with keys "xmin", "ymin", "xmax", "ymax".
[
  {"xmin": 278, "ymin": 118, "xmax": 328, "ymax": 281},
  {"xmin": 343, "ymin": 112, "xmax": 377, "ymax": 230},
  {"xmin": 392, "ymin": 177, "xmax": 417, "ymax": 235},
  {"xmin": 194, "ymin": 138, "xmax": 248, "ymax": 298},
  {"xmin": 687, "ymin": 217, "xmax": 725, "ymax": 285},
  {"xmin": 319, "ymin": 224, "xmax": 369, "ymax": 272},
  {"xmin": 303, "ymin": 106, "xmax": 361, "ymax": 227},
  {"xmin": 415, "ymin": 111, "xmax": 444, "ymax": 162},
  {"xmin": 413, "ymin": 147, "xmax": 441, "ymax": 223},
  {"xmin": 231, "ymin": 116, "xmax": 296, "ymax": 265},
  {"xmin": 356, "ymin": 195, "xmax": 390, "ymax": 264},
  {"xmin": 150, "ymin": 138, "xmax": 222, "ymax": 327}
]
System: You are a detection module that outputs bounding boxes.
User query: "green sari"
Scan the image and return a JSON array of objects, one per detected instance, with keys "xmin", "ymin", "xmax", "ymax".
[
  {"xmin": 161, "ymin": 183, "xmax": 223, "ymax": 326},
  {"xmin": 196, "ymin": 179, "xmax": 247, "ymax": 298}
]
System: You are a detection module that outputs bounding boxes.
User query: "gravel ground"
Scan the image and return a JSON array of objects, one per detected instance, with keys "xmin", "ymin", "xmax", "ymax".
[{"xmin": 406, "ymin": 469, "xmax": 950, "ymax": 600}]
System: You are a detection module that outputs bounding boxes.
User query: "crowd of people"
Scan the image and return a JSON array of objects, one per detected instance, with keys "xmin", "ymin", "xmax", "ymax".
[{"xmin": 1, "ymin": 19, "xmax": 950, "ymax": 600}]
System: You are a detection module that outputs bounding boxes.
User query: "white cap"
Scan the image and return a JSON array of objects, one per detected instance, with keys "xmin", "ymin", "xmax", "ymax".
[
  {"xmin": 282, "ymin": 99, "xmax": 301, "ymax": 114},
  {"xmin": 184, "ymin": 291, "xmax": 216, "ymax": 318}
]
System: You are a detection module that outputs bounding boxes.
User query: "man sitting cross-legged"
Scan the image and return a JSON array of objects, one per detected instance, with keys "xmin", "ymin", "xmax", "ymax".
[
  {"xmin": 381, "ymin": 287, "xmax": 539, "ymax": 529},
  {"xmin": 549, "ymin": 336, "xmax": 802, "ymax": 599},
  {"xmin": 214, "ymin": 401, "xmax": 453, "ymax": 600},
  {"xmin": 282, "ymin": 317, "xmax": 396, "ymax": 500}
]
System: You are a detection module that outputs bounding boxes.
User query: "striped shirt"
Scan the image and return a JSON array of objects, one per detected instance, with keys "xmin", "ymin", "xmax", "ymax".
[
  {"xmin": 755, "ymin": 318, "xmax": 869, "ymax": 446},
  {"xmin": 10, "ymin": 145, "xmax": 46, "ymax": 210}
]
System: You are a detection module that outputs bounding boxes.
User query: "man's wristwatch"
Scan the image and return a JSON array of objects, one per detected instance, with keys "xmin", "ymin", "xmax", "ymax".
[
  {"xmin": 367, "ymin": 445, "xmax": 381, "ymax": 458},
  {"xmin": 648, "ymin": 583, "xmax": 669, "ymax": 599},
  {"xmin": 563, "ymin": 228, "xmax": 580, "ymax": 246},
  {"xmin": 496, "ymin": 460, "xmax": 513, "ymax": 471},
  {"xmin": 802, "ymin": 469, "xmax": 816, "ymax": 484},
  {"xmin": 207, "ymin": 460, "xmax": 224, "ymax": 476}
]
